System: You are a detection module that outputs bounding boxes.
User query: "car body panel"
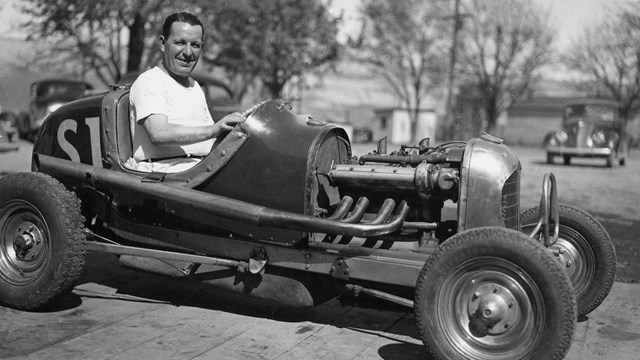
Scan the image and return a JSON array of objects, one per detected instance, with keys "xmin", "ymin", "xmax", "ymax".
[{"xmin": 459, "ymin": 135, "xmax": 521, "ymax": 231}]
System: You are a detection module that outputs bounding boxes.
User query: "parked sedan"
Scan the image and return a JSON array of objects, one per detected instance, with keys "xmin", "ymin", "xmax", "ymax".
[
  {"xmin": 546, "ymin": 98, "xmax": 627, "ymax": 167},
  {"xmin": 16, "ymin": 79, "xmax": 93, "ymax": 142},
  {"xmin": 0, "ymin": 110, "xmax": 19, "ymax": 153}
]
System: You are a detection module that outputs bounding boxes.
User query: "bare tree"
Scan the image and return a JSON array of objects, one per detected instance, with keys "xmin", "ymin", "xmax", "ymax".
[
  {"xmin": 198, "ymin": 0, "xmax": 341, "ymax": 102},
  {"xmin": 21, "ymin": 0, "xmax": 340, "ymax": 103},
  {"xmin": 20, "ymin": 0, "xmax": 182, "ymax": 85},
  {"xmin": 351, "ymin": 0, "xmax": 449, "ymax": 141},
  {"xmin": 564, "ymin": 4, "xmax": 640, "ymax": 133},
  {"xmin": 457, "ymin": 0, "xmax": 554, "ymax": 134}
]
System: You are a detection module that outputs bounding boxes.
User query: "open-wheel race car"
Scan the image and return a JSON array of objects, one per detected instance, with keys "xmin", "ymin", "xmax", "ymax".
[{"xmin": 0, "ymin": 86, "xmax": 617, "ymax": 360}]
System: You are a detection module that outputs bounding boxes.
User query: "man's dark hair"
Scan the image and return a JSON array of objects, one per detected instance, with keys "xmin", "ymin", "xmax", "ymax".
[{"xmin": 162, "ymin": 12, "xmax": 204, "ymax": 40}]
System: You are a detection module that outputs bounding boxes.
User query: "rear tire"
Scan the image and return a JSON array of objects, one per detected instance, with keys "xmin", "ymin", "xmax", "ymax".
[
  {"xmin": 414, "ymin": 227, "xmax": 576, "ymax": 360},
  {"xmin": 0, "ymin": 172, "xmax": 86, "ymax": 310},
  {"xmin": 521, "ymin": 204, "xmax": 616, "ymax": 317},
  {"xmin": 563, "ymin": 155, "xmax": 571, "ymax": 165}
]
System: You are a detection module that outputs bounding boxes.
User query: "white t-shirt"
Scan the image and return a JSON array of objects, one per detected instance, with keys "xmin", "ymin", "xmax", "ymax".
[{"xmin": 129, "ymin": 66, "xmax": 214, "ymax": 161}]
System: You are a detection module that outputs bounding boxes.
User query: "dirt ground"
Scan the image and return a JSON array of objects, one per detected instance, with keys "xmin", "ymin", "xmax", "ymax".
[{"xmin": 2, "ymin": 140, "xmax": 639, "ymax": 282}]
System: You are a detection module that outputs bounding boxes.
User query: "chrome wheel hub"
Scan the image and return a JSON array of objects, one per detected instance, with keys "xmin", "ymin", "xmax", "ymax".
[
  {"xmin": 549, "ymin": 227, "xmax": 594, "ymax": 296},
  {"xmin": 0, "ymin": 200, "xmax": 50, "ymax": 285},
  {"xmin": 13, "ymin": 221, "xmax": 44, "ymax": 260},
  {"xmin": 468, "ymin": 283, "xmax": 518, "ymax": 335}
]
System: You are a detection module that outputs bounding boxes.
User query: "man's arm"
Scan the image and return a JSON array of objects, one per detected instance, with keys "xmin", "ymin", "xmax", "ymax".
[{"xmin": 142, "ymin": 112, "xmax": 244, "ymax": 146}]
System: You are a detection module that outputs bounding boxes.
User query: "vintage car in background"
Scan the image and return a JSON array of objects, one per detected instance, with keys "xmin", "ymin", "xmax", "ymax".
[
  {"xmin": 0, "ymin": 86, "xmax": 617, "ymax": 360},
  {"xmin": 545, "ymin": 98, "xmax": 628, "ymax": 167},
  {"xmin": 16, "ymin": 78, "xmax": 93, "ymax": 141},
  {"xmin": 0, "ymin": 110, "xmax": 19, "ymax": 152}
]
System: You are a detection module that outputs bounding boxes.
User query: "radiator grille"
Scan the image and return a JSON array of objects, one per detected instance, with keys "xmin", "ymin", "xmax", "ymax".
[{"xmin": 501, "ymin": 170, "xmax": 520, "ymax": 230}]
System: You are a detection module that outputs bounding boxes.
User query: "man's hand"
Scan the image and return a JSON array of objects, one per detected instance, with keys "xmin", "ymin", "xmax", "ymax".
[
  {"xmin": 142, "ymin": 112, "xmax": 244, "ymax": 146},
  {"xmin": 215, "ymin": 112, "xmax": 245, "ymax": 133}
]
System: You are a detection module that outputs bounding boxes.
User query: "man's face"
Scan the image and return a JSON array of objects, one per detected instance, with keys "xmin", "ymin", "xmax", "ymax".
[{"xmin": 161, "ymin": 21, "xmax": 203, "ymax": 78}]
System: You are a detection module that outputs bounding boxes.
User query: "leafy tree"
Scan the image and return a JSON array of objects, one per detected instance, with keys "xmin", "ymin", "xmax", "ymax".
[
  {"xmin": 564, "ymin": 4, "xmax": 640, "ymax": 133},
  {"xmin": 352, "ymin": 0, "xmax": 449, "ymax": 141},
  {"xmin": 197, "ymin": 0, "xmax": 341, "ymax": 101},
  {"xmin": 20, "ymin": 0, "xmax": 187, "ymax": 85},
  {"xmin": 457, "ymin": 0, "xmax": 554, "ymax": 133}
]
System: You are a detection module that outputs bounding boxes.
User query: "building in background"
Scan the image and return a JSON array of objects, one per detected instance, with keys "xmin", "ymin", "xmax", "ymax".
[{"xmin": 372, "ymin": 108, "xmax": 437, "ymax": 145}]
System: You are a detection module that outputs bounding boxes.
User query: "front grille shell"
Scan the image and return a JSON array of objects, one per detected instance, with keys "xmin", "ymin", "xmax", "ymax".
[{"xmin": 458, "ymin": 137, "xmax": 521, "ymax": 231}]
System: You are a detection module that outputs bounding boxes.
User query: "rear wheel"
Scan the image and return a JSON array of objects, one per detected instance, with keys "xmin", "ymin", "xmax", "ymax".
[
  {"xmin": 521, "ymin": 204, "xmax": 616, "ymax": 316},
  {"xmin": 0, "ymin": 172, "xmax": 86, "ymax": 310},
  {"xmin": 563, "ymin": 155, "xmax": 571, "ymax": 165},
  {"xmin": 414, "ymin": 227, "xmax": 576, "ymax": 360}
]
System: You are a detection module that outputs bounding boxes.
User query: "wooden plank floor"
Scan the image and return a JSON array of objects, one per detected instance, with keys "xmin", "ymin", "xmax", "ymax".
[
  {"xmin": 2, "ymin": 252, "xmax": 639, "ymax": 360},
  {"xmin": 0, "ymin": 253, "xmax": 425, "ymax": 360}
]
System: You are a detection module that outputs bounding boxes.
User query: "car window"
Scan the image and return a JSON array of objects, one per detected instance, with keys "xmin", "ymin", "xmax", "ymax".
[
  {"xmin": 564, "ymin": 104, "xmax": 616, "ymax": 125},
  {"xmin": 35, "ymin": 83, "xmax": 89, "ymax": 98}
]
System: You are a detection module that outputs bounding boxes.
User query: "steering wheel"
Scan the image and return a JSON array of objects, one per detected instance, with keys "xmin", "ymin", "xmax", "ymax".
[{"xmin": 241, "ymin": 100, "xmax": 270, "ymax": 119}]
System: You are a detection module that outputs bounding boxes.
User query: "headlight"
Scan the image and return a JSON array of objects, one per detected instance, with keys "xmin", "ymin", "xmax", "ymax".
[
  {"xmin": 591, "ymin": 131, "xmax": 606, "ymax": 146},
  {"xmin": 47, "ymin": 103, "xmax": 63, "ymax": 113},
  {"xmin": 555, "ymin": 131, "xmax": 568, "ymax": 144}
]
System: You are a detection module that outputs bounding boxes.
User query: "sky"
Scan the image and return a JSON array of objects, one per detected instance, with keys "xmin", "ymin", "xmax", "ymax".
[
  {"xmin": 0, "ymin": 0, "xmax": 628, "ymax": 49},
  {"xmin": 329, "ymin": 0, "xmax": 626, "ymax": 50}
]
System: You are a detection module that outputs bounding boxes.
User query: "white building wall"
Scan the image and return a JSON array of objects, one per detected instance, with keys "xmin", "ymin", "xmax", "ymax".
[{"xmin": 391, "ymin": 111, "xmax": 412, "ymax": 144}]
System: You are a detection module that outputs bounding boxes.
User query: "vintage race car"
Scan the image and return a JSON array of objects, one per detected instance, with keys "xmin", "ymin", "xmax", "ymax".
[
  {"xmin": 0, "ymin": 87, "xmax": 617, "ymax": 360},
  {"xmin": 545, "ymin": 98, "xmax": 628, "ymax": 167}
]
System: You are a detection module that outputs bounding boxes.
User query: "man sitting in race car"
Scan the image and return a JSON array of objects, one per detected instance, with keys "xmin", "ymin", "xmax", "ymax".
[{"xmin": 126, "ymin": 12, "xmax": 244, "ymax": 173}]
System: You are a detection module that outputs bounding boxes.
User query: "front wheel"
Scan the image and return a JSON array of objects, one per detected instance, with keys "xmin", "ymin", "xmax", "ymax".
[
  {"xmin": 414, "ymin": 227, "xmax": 576, "ymax": 360},
  {"xmin": 521, "ymin": 203, "xmax": 616, "ymax": 316},
  {"xmin": 606, "ymin": 154, "xmax": 614, "ymax": 168},
  {"xmin": 0, "ymin": 172, "xmax": 86, "ymax": 310}
]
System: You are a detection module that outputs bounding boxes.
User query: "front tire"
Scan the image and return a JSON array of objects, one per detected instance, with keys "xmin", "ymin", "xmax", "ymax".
[
  {"xmin": 414, "ymin": 227, "xmax": 576, "ymax": 360},
  {"xmin": 606, "ymin": 154, "xmax": 614, "ymax": 168},
  {"xmin": 546, "ymin": 152, "xmax": 554, "ymax": 164},
  {"xmin": 521, "ymin": 204, "xmax": 616, "ymax": 317},
  {"xmin": 0, "ymin": 172, "xmax": 86, "ymax": 310}
]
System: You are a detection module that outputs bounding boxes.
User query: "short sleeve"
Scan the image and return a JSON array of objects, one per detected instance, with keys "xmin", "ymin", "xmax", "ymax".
[{"xmin": 129, "ymin": 70, "xmax": 169, "ymax": 123}]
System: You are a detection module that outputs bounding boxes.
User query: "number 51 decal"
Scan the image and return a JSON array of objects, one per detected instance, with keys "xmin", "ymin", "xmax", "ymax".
[{"xmin": 57, "ymin": 117, "xmax": 101, "ymax": 166}]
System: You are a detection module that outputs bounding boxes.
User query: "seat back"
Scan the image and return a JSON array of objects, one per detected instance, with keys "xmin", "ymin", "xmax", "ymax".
[{"xmin": 116, "ymin": 93, "xmax": 133, "ymax": 165}]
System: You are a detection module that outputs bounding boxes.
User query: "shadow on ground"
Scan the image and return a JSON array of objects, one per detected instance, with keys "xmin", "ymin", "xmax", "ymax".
[{"xmin": 592, "ymin": 212, "xmax": 640, "ymax": 283}]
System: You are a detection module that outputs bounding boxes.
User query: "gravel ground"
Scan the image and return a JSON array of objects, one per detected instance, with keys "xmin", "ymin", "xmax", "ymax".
[{"xmin": 2, "ymin": 139, "xmax": 638, "ymax": 282}]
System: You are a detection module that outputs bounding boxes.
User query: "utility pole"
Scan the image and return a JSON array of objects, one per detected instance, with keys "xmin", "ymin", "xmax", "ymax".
[{"xmin": 444, "ymin": 0, "xmax": 462, "ymax": 140}]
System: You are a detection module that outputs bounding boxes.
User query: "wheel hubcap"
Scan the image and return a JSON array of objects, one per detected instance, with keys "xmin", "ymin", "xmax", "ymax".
[
  {"xmin": 550, "ymin": 226, "xmax": 594, "ymax": 296},
  {"xmin": 0, "ymin": 200, "xmax": 50, "ymax": 285},
  {"xmin": 13, "ymin": 221, "xmax": 44, "ymax": 260},
  {"xmin": 468, "ymin": 284, "xmax": 518, "ymax": 335}
]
